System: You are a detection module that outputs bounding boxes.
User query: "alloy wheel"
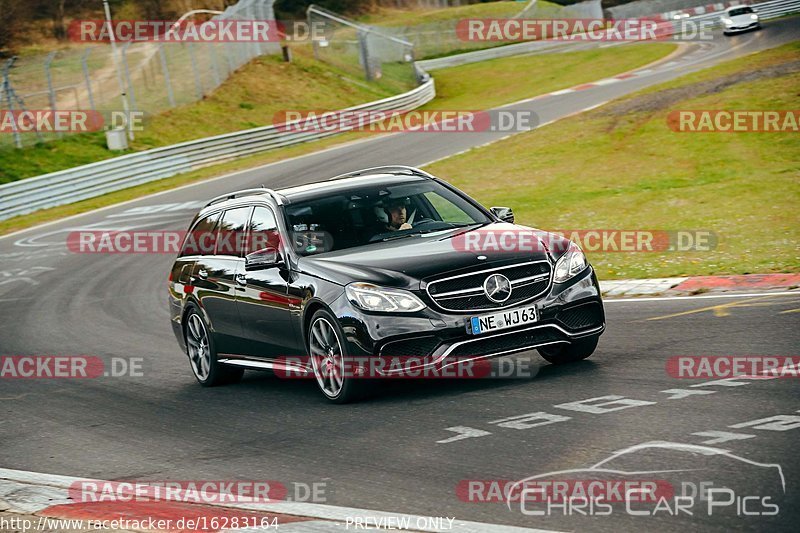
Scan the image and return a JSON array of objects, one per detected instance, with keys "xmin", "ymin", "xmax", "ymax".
[{"xmin": 308, "ymin": 317, "xmax": 345, "ymax": 398}]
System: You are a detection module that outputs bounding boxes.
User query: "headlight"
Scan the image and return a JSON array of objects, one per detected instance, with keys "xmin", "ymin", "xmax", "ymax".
[
  {"xmin": 751, "ymin": 14, "xmax": 758, "ymax": 20},
  {"xmin": 721, "ymin": 17, "xmax": 733, "ymax": 25},
  {"xmin": 345, "ymin": 282, "xmax": 425, "ymax": 312},
  {"xmin": 553, "ymin": 242, "xmax": 588, "ymax": 283}
]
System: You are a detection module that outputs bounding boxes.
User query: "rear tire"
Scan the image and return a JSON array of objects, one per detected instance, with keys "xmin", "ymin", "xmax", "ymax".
[
  {"xmin": 538, "ymin": 336, "xmax": 599, "ymax": 365},
  {"xmin": 184, "ymin": 307, "xmax": 244, "ymax": 386}
]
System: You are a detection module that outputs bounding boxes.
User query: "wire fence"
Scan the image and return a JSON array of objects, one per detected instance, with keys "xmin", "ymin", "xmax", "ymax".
[
  {"xmin": 605, "ymin": 0, "xmax": 748, "ymax": 19},
  {"xmin": 307, "ymin": 5, "xmax": 418, "ymax": 91},
  {"xmin": 0, "ymin": 0, "xmax": 278, "ymax": 149},
  {"xmin": 373, "ymin": 0, "xmax": 604, "ymax": 60}
]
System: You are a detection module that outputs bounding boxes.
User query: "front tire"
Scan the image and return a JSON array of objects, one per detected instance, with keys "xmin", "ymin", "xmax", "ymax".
[
  {"xmin": 538, "ymin": 336, "xmax": 599, "ymax": 365},
  {"xmin": 307, "ymin": 309, "xmax": 367, "ymax": 403},
  {"xmin": 184, "ymin": 308, "xmax": 243, "ymax": 386}
]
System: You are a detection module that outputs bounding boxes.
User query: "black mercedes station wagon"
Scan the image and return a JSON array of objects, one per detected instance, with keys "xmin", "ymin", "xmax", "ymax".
[{"xmin": 168, "ymin": 166, "xmax": 605, "ymax": 402}]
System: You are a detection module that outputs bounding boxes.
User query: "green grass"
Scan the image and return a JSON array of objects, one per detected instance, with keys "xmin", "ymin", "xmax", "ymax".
[
  {"xmin": 425, "ymin": 42, "xmax": 800, "ymax": 280},
  {"xmin": 359, "ymin": 1, "xmax": 528, "ymax": 28},
  {"xmin": 357, "ymin": 1, "xmax": 572, "ymax": 59},
  {"xmin": 0, "ymin": 41, "xmax": 677, "ymax": 235},
  {"xmin": 420, "ymin": 42, "xmax": 675, "ymax": 111},
  {"xmin": 0, "ymin": 52, "xmax": 404, "ymax": 184}
]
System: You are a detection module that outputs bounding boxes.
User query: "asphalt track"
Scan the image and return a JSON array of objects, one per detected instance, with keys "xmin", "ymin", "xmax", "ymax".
[{"xmin": 1, "ymin": 20, "xmax": 799, "ymax": 531}]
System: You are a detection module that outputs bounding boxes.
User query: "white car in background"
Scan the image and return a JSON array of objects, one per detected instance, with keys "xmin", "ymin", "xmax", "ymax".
[{"xmin": 720, "ymin": 5, "xmax": 761, "ymax": 34}]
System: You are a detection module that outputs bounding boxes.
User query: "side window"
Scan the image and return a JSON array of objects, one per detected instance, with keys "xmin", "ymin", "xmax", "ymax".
[
  {"xmin": 215, "ymin": 207, "xmax": 253, "ymax": 257},
  {"xmin": 179, "ymin": 211, "xmax": 220, "ymax": 257},
  {"xmin": 248, "ymin": 206, "xmax": 280, "ymax": 253}
]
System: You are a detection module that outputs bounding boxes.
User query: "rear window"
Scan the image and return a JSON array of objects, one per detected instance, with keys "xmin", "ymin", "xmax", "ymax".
[
  {"xmin": 215, "ymin": 207, "xmax": 253, "ymax": 257},
  {"xmin": 180, "ymin": 211, "xmax": 220, "ymax": 257}
]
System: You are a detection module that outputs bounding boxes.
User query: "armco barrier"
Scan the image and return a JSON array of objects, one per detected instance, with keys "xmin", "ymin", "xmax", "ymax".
[
  {"xmin": 416, "ymin": 40, "xmax": 571, "ymax": 71},
  {"xmin": 0, "ymin": 79, "xmax": 434, "ymax": 221},
  {"xmin": 686, "ymin": 0, "xmax": 800, "ymax": 27},
  {"xmin": 418, "ymin": 0, "xmax": 800, "ymax": 72},
  {"xmin": 2, "ymin": 0, "xmax": 798, "ymax": 222}
]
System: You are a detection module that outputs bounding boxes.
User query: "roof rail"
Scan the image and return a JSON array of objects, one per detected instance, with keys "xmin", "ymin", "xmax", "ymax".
[
  {"xmin": 326, "ymin": 165, "xmax": 431, "ymax": 181},
  {"xmin": 205, "ymin": 187, "xmax": 284, "ymax": 208}
]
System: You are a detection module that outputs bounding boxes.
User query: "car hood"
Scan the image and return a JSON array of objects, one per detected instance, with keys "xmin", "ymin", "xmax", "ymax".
[
  {"xmin": 727, "ymin": 13, "xmax": 756, "ymax": 23},
  {"xmin": 298, "ymin": 223, "xmax": 567, "ymax": 288}
]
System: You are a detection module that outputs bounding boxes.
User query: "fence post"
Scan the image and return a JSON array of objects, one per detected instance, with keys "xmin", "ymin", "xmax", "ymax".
[
  {"xmin": 256, "ymin": 0, "xmax": 266, "ymax": 56},
  {"xmin": 44, "ymin": 51, "xmax": 63, "ymax": 139},
  {"xmin": 158, "ymin": 44, "xmax": 176, "ymax": 107},
  {"xmin": 81, "ymin": 48, "xmax": 96, "ymax": 111},
  {"xmin": 222, "ymin": 40, "xmax": 235, "ymax": 76},
  {"xmin": 358, "ymin": 30, "xmax": 372, "ymax": 81},
  {"xmin": 209, "ymin": 44, "xmax": 223, "ymax": 87},
  {"xmin": 121, "ymin": 43, "xmax": 137, "ymax": 112},
  {"xmin": 187, "ymin": 42, "xmax": 203, "ymax": 99},
  {"xmin": 233, "ymin": 4, "xmax": 247, "ymax": 68},
  {"xmin": 249, "ymin": 2, "xmax": 260, "ymax": 60},
  {"xmin": 308, "ymin": 7, "xmax": 319, "ymax": 60},
  {"xmin": 2, "ymin": 58, "xmax": 23, "ymax": 149}
]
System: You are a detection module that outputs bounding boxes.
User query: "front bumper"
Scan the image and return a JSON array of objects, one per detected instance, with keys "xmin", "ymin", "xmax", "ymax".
[
  {"xmin": 723, "ymin": 21, "xmax": 760, "ymax": 33},
  {"xmin": 330, "ymin": 266, "xmax": 605, "ymax": 375}
]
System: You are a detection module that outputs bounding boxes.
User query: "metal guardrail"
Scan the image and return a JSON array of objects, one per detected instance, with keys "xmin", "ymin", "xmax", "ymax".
[
  {"xmin": 417, "ymin": 40, "xmax": 571, "ymax": 71},
  {"xmin": 685, "ymin": 0, "xmax": 800, "ymax": 27},
  {"xmin": 0, "ymin": 79, "xmax": 434, "ymax": 221},
  {"xmin": 418, "ymin": 0, "xmax": 799, "ymax": 71},
  {"xmin": 2, "ymin": 0, "xmax": 798, "ymax": 222}
]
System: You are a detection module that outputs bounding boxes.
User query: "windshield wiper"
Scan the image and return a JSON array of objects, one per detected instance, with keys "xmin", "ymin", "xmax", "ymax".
[{"xmin": 379, "ymin": 223, "xmax": 483, "ymax": 242}]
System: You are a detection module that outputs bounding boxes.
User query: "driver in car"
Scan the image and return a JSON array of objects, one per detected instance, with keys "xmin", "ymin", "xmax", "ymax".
[{"xmin": 384, "ymin": 197, "xmax": 413, "ymax": 231}]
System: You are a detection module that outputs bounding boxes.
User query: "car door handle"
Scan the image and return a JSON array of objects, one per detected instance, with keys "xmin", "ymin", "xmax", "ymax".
[{"xmin": 235, "ymin": 273, "xmax": 247, "ymax": 286}]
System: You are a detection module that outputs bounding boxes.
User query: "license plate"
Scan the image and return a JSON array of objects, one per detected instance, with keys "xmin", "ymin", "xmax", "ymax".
[{"xmin": 466, "ymin": 305, "xmax": 538, "ymax": 335}]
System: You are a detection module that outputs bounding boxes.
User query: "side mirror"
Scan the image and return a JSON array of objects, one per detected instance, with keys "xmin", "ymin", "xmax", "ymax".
[
  {"xmin": 245, "ymin": 247, "xmax": 283, "ymax": 271},
  {"xmin": 490, "ymin": 206, "xmax": 515, "ymax": 224}
]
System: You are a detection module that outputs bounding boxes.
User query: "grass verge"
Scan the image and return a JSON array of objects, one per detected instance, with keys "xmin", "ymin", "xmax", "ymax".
[
  {"xmin": 0, "ymin": 42, "xmax": 676, "ymax": 236},
  {"xmin": 358, "ymin": 1, "xmax": 527, "ymax": 28},
  {"xmin": 0, "ymin": 52, "xmax": 402, "ymax": 184},
  {"xmin": 421, "ymin": 42, "xmax": 675, "ymax": 111},
  {"xmin": 424, "ymin": 41, "xmax": 800, "ymax": 279}
]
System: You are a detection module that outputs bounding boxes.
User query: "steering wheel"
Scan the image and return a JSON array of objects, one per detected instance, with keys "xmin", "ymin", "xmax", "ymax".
[{"xmin": 409, "ymin": 217, "xmax": 436, "ymax": 228}]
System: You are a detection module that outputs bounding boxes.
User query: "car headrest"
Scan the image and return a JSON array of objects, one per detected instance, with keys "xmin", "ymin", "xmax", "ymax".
[{"xmin": 374, "ymin": 206, "xmax": 388, "ymax": 224}]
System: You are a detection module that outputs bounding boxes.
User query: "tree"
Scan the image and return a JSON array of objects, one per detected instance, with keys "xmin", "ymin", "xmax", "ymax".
[{"xmin": 0, "ymin": 0, "xmax": 28, "ymax": 55}]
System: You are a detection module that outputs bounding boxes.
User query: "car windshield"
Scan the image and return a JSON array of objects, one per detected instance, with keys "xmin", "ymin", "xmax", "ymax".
[
  {"xmin": 283, "ymin": 179, "xmax": 491, "ymax": 256},
  {"xmin": 728, "ymin": 7, "xmax": 753, "ymax": 15}
]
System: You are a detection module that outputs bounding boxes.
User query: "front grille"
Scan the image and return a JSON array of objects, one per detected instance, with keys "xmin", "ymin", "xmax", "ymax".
[
  {"xmin": 557, "ymin": 302, "xmax": 604, "ymax": 331},
  {"xmin": 445, "ymin": 326, "xmax": 564, "ymax": 359},
  {"xmin": 380, "ymin": 336, "xmax": 441, "ymax": 359},
  {"xmin": 426, "ymin": 261, "xmax": 551, "ymax": 313}
]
